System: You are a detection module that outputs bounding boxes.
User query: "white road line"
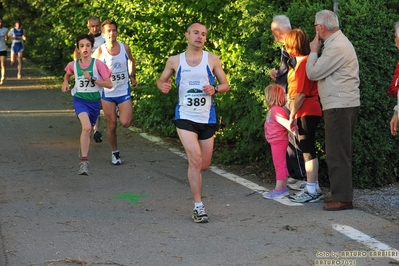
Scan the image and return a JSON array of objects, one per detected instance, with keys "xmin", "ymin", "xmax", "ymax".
[
  {"xmin": 134, "ymin": 129, "xmax": 302, "ymax": 206},
  {"xmin": 209, "ymin": 166, "xmax": 302, "ymax": 206},
  {"xmin": 332, "ymin": 224, "xmax": 399, "ymax": 261}
]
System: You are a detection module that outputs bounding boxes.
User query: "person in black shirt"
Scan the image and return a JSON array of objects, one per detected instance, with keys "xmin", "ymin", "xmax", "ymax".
[{"xmin": 269, "ymin": 15, "xmax": 306, "ymax": 190}]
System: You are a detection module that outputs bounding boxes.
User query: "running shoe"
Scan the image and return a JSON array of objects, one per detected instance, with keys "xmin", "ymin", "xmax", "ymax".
[
  {"xmin": 192, "ymin": 205, "xmax": 209, "ymax": 223},
  {"xmin": 93, "ymin": 130, "xmax": 102, "ymax": 143},
  {"xmin": 287, "ymin": 177, "xmax": 306, "ymax": 191},
  {"xmin": 289, "ymin": 188, "xmax": 324, "ymax": 203},
  {"xmin": 78, "ymin": 161, "xmax": 89, "ymax": 175},
  {"xmin": 262, "ymin": 188, "xmax": 289, "ymax": 199},
  {"xmin": 112, "ymin": 151, "xmax": 122, "ymax": 165}
]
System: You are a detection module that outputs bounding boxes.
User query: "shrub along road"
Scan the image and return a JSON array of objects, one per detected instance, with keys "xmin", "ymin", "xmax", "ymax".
[{"xmin": 0, "ymin": 61, "xmax": 399, "ymax": 266}]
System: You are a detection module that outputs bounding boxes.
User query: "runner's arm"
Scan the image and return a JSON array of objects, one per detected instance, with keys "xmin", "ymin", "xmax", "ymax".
[
  {"xmin": 211, "ymin": 54, "xmax": 230, "ymax": 94},
  {"xmin": 156, "ymin": 56, "xmax": 177, "ymax": 94},
  {"xmin": 124, "ymin": 44, "xmax": 138, "ymax": 88},
  {"xmin": 61, "ymin": 72, "xmax": 72, "ymax": 93}
]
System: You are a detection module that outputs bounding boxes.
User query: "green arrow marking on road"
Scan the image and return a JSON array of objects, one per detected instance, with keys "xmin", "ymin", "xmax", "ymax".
[{"xmin": 114, "ymin": 193, "xmax": 148, "ymax": 204}]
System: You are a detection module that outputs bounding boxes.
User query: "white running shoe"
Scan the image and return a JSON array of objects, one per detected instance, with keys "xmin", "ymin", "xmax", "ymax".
[
  {"xmin": 192, "ymin": 205, "xmax": 209, "ymax": 223},
  {"xmin": 78, "ymin": 161, "xmax": 89, "ymax": 175},
  {"xmin": 112, "ymin": 151, "xmax": 122, "ymax": 165},
  {"xmin": 289, "ymin": 188, "xmax": 324, "ymax": 203}
]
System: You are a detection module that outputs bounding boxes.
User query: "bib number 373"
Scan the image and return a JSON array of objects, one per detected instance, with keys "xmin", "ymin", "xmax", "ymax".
[{"xmin": 77, "ymin": 78, "xmax": 98, "ymax": 92}]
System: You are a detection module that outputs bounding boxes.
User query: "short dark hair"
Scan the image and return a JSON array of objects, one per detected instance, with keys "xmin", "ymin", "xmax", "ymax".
[
  {"xmin": 186, "ymin": 22, "xmax": 206, "ymax": 33},
  {"xmin": 101, "ymin": 19, "xmax": 118, "ymax": 31},
  {"xmin": 76, "ymin": 33, "xmax": 95, "ymax": 48},
  {"xmin": 88, "ymin": 16, "xmax": 100, "ymax": 22}
]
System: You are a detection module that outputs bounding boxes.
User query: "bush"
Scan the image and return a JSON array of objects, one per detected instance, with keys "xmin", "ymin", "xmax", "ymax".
[{"xmin": 4, "ymin": 0, "xmax": 399, "ymax": 187}]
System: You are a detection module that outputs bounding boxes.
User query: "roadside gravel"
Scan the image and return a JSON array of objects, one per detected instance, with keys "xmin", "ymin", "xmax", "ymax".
[{"xmin": 353, "ymin": 183, "xmax": 399, "ymax": 225}]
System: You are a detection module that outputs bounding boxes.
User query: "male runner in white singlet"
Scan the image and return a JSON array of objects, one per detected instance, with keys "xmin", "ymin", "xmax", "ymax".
[
  {"xmin": 8, "ymin": 19, "xmax": 26, "ymax": 79},
  {"xmin": 157, "ymin": 22, "xmax": 230, "ymax": 223},
  {"xmin": 0, "ymin": 18, "xmax": 8, "ymax": 84},
  {"xmin": 93, "ymin": 19, "xmax": 138, "ymax": 165}
]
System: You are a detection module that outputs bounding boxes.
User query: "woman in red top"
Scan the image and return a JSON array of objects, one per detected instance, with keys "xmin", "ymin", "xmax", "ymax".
[{"xmin": 285, "ymin": 29, "xmax": 323, "ymax": 203}]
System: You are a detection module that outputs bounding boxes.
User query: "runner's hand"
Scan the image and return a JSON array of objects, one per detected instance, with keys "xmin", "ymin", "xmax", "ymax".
[
  {"xmin": 159, "ymin": 78, "xmax": 172, "ymax": 94},
  {"xmin": 390, "ymin": 114, "xmax": 398, "ymax": 136},
  {"xmin": 130, "ymin": 76, "xmax": 138, "ymax": 88},
  {"xmin": 61, "ymin": 82, "xmax": 70, "ymax": 92}
]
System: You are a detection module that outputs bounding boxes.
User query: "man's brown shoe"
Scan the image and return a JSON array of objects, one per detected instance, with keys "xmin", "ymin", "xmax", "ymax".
[
  {"xmin": 323, "ymin": 201, "xmax": 353, "ymax": 211},
  {"xmin": 324, "ymin": 196, "xmax": 332, "ymax": 203}
]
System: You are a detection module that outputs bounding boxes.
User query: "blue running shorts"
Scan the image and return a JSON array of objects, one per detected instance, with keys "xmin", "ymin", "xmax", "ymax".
[
  {"xmin": 73, "ymin": 97, "xmax": 101, "ymax": 126},
  {"xmin": 12, "ymin": 42, "xmax": 24, "ymax": 54},
  {"xmin": 102, "ymin": 94, "xmax": 131, "ymax": 105}
]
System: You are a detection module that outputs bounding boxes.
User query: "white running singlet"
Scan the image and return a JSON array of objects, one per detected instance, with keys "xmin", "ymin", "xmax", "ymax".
[
  {"xmin": 175, "ymin": 51, "xmax": 216, "ymax": 124},
  {"xmin": 99, "ymin": 42, "xmax": 130, "ymax": 98},
  {"xmin": 0, "ymin": 27, "xmax": 8, "ymax": 52}
]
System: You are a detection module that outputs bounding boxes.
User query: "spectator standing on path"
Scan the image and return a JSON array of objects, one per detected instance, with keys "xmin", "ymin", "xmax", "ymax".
[
  {"xmin": 156, "ymin": 22, "xmax": 230, "ymax": 223},
  {"xmin": 61, "ymin": 34, "xmax": 112, "ymax": 175},
  {"xmin": 92, "ymin": 19, "xmax": 138, "ymax": 165},
  {"xmin": 389, "ymin": 22, "xmax": 399, "ymax": 136},
  {"xmin": 306, "ymin": 10, "xmax": 360, "ymax": 211},
  {"xmin": 269, "ymin": 15, "xmax": 307, "ymax": 190},
  {"xmin": 0, "ymin": 18, "xmax": 8, "ymax": 85},
  {"xmin": 284, "ymin": 29, "xmax": 323, "ymax": 203},
  {"xmin": 8, "ymin": 19, "xmax": 26, "ymax": 79},
  {"xmin": 74, "ymin": 16, "xmax": 106, "ymax": 144},
  {"xmin": 262, "ymin": 84, "xmax": 294, "ymax": 200}
]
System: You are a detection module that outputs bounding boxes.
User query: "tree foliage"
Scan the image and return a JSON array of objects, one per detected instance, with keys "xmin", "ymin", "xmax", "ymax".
[{"xmin": 2, "ymin": 0, "xmax": 399, "ymax": 187}]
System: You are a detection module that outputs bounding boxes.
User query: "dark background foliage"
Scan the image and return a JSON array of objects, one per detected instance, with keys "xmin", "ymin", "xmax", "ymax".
[{"xmin": 2, "ymin": 0, "xmax": 399, "ymax": 188}]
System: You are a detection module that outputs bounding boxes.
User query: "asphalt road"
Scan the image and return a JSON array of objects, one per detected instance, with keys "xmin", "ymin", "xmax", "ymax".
[{"xmin": 0, "ymin": 61, "xmax": 399, "ymax": 266}]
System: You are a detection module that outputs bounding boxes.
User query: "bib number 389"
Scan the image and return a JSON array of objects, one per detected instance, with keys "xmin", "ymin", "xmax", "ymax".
[
  {"xmin": 183, "ymin": 93, "xmax": 210, "ymax": 112},
  {"xmin": 187, "ymin": 97, "xmax": 206, "ymax": 107}
]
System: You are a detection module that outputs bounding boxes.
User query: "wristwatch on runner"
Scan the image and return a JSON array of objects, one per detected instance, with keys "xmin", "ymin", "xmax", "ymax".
[{"xmin": 91, "ymin": 76, "xmax": 97, "ymax": 82}]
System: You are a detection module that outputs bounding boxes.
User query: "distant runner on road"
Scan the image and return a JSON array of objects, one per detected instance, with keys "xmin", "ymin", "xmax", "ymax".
[
  {"xmin": 8, "ymin": 18, "xmax": 26, "ymax": 79},
  {"xmin": 0, "ymin": 18, "xmax": 8, "ymax": 85}
]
